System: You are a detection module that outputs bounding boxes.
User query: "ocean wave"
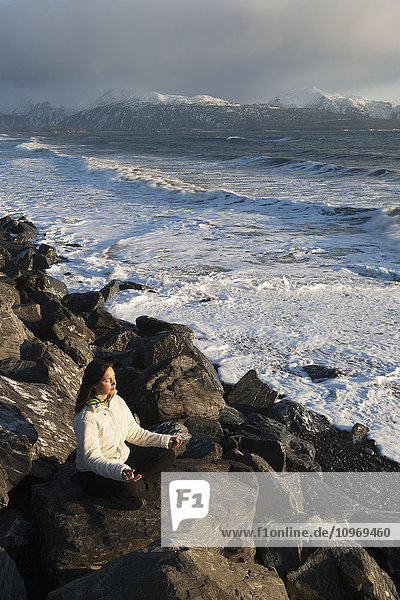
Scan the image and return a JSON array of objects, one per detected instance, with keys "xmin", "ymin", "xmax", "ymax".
[
  {"xmin": 224, "ymin": 154, "xmax": 400, "ymax": 181},
  {"xmin": 16, "ymin": 137, "xmax": 61, "ymax": 155},
  {"xmin": 349, "ymin": 264, "xmax": 400, "ymax": 282},
  {"xmin": 364, "ymin": 206, "xmax": 400, "ymax": 242}
]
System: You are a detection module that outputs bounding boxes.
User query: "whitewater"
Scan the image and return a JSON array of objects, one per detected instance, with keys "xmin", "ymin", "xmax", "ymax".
[{"xmin": 0, "ymin": 128, "xmax": 399, "ymax": 460}]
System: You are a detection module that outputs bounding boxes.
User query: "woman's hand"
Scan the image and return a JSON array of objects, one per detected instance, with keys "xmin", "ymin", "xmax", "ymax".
[
  {"xmin": 168, "ymin": 436, "xmax": 182, "ymax": 449},
  {"xmin": 121, "ymin": 468, "xmax": 142, "ymax": 482}
]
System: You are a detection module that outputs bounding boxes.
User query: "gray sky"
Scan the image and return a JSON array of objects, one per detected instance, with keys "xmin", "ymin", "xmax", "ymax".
[{"xmin": 1, "ymin": 0, "xmax": 400, "ymax": 107}]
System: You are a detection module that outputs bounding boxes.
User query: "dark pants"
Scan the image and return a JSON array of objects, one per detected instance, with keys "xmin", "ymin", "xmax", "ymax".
[{"xmin": 78, "ymin": 446, "xmax": 175, "ymax": 501}]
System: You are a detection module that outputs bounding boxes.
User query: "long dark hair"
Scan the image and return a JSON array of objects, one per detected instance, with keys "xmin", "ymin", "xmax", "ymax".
[{"xmin": 75, "ymin": 359, "xmax": 114, "ymax": 414}]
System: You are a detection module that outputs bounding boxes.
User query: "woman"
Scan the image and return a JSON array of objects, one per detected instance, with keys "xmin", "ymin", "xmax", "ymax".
[{"xmin": 74, "ymin": 359, "xmax": 180, "ymax": 510}]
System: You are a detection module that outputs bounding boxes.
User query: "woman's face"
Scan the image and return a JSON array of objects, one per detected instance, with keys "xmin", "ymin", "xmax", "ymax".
[{"xmin": 92, "ymin": 367, "xmax": 116, "ymax": 399}]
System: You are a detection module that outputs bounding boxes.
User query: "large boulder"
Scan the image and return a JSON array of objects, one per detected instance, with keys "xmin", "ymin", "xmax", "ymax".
[
  {"xmin": 31, "ymin": 464, "xmax": 163, "ymax": 591},
  {"xmin": 233, "ymin": 414, "xmax": 320, "ymax": 472},
  {"xmin": 142, "ymin": 331, "xmax": 223, "ymax": 392},
  {"xmin": 0, "ymin": 281, "xmax": 20, "ymax": 310},
  {"xmin": 136, "ymin": 315, "xmax": 194, "ymax": 338},
  {"xmin": 35, "ymin": 300, "xmax": 95, "ymax": 344},
  {"xmin": 0, "ymin": 307, "xmax": 28, "ymax": 360},
  {"xmin": 286, "ymin": 546, "xmax": 399, "ymax": 600},
  {"xmin": 0, "ymin": 547, "xmax": 28, "ymax": 600},
  {"xmin": 0, "ymin": 401, "xmax": 37, "ymax": 507},
  {"xmin": 267, "ymin": 400, "xmax": 332, "ymax": 437},
  {"xmin": 227, "ymin": 369, "xmax": 279, "ymax": 415},
  {"xmin": 16, "ymin": 271, "xmax": 67, "ymax": 303},
  {"xmin": 46, "ymin": 547, "xmax": 289, "ymax": 600},
  {"xmin": 123, "ymin": 355, "xmax": 225, "ymax": 425},
  {"xmin": 62, "ymin": 291, "xmax": 105, "ymax": 317},
  {"xmin": 0, "ymin": 216, "xmax": 37, "ymax": 243}
]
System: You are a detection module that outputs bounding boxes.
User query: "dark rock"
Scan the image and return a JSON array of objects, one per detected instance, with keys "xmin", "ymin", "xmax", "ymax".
[
  {"xmin": 123, "ymin": 355, "xmax": 225, "ymax": 425},
  {"xmin": 180, "ymin": 439, "xmax": 223, "ymax": 460},
  {"xmin": 94, "ymin": 328, "xmax": 141, "ymax": 353},
  {"xmin": 218, "ymin": 404, "xmax": 245, "ymax": 433},
  {"xmin": 46, "ymin": 547, "xmax": 289, "ymax": 600},
  {"xmin": 303, "ymin": 364, "xmax": 346, "ymax": 382},
  {"xmin": 37, "ymin": 243, "xmax": 62, "ymax": 265},
  {"xmin": 12, "ymin": 302, "xmax": 41, "ymax": 326},
  {"xmin": 119, "ymin": 280, "xmax": 156, "ymax": 292},
  {"xmin": 0, "ymin": 358, "xmax": 48, "ymax": 383},
  {"xmin": 85, "ymin": 308, "xmax": 120, "ymax": 331},
  {"xmin": 286, "ymin": 546, "xmax": 399, "ymax": 600},
  {"xmin": 351, "ymin": 423, "xmax": 370, "ymax": 443},
  {"xmin": 31, "ymin": 463, "xmax": 163, "ymax": 591},
  {"xmin": 99, "ymin": 279, "xmax": 120, "ymax": 301},
  {"xmin": 16, "ymin": 271, "xmax": 67, "ymax": 303},
  {"xmin": 0, "ymin": 306, "xmax": 28, "ymax": 360},
  {"xmin": 62, "ymin": 291, "xmax": 105, "ymax": 316},
  {"xmin": 223, "ymin": 449, "xmax": 274, "ymax": 472},
  {"xmin": 0, "ymin": 216, "xmax": 37, "ymax": 243},
  {"xmin": 227, "ymin": 369, "xmax": 279, "ymax": 415},
  {"xmin": 54, "ymin": 337, "xmax": 94, "ymax": 367},
  {"xmin": 14, "ymin": 247, "xmax": 35, "ymax": 272},
  {"xmin": 35, "ymin": 299, "xmax": 95, "ymax": 344},
  {"xmin": 267, "ymin": 400, "xmax": 332, "ymax": 437},
  {"xmin": 149, "ymin": 420, "xmax": 191, "ymax": 456},
  {"xmin": 33, "ymin": 253, "xmax": 53, "ymax": 271},
  {"xmin": 113, "ymin": 365, "xmax": 143, "ymax": 393},
  {"xmin": 0, "ymin": 401, "xmax": 36, "ymax": 507},
  {"xmin": 183, "ymin": 416, "xmax": 224, "ymax": 441},
  {"xmin": 171, "ymin": 456, "xmax": 254, "ymax": 473},
  {"xmin": 233, "ymin": 414, "xmax": 320, "ymax": 472},
  {"xmin": 0, "ymin": 547, "xmax": 28, "ymax": 600},
  {"xmin": 136, "ymin": 315, "xmax": 194, "ymax": 338},
  {"xmin": 142, "ymin": 331, "xmax": 223, "ymax": 392},
  {"xmin": 0, "ymin": 261, "xmax": 21, "ymax": 279},
  {"xmin": 0, "ymin": 281, "xmax": 20, "ymax": 310},
  {"xmin": 0, "ymin": 509, "xmax": 42, "ymax": 599},
  {"xmin": 256, "ymin": 546, "xmax": 314, "ymax": 582}
]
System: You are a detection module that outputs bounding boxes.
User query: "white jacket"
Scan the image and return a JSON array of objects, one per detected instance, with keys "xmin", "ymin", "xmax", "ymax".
[{"xmin": 74, "ymin": 392, "xmax": 171, "ymax": 481}]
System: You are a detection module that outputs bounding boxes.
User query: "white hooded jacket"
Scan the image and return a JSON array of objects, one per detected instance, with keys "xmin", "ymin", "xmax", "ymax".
[{"xmin": 73, "ymin": 392, "xmax": 171, "ymax": 481}]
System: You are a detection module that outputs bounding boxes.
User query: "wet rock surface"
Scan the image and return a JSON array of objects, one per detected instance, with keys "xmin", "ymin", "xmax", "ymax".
[{"xmin": 0, "ymin": 215, "xmax": 400, "ymax": 600}]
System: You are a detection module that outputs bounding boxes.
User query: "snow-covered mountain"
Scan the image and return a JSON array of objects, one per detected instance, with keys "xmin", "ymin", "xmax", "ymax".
[
  {"xmin": 269, "ymin": 86, "xmax": 400, "ymax": 120},
  {"xmin": 0, "ymin": 101, "xmax": 74, "ymax": 127},
  {"xmin": 94, "ymin": 89, "xmax": 238, "ymax": 107}
]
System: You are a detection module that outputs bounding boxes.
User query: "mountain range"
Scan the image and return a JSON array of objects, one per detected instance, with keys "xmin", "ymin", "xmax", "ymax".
[{"xmin": 0, "ymin": 87, "xmax": 399, "ymax": 131}]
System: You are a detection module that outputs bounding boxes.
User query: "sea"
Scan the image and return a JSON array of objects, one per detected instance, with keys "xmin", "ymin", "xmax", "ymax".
[{"xmin": 0, "ymin": 128, "xmax": 399, "ymax": 460}]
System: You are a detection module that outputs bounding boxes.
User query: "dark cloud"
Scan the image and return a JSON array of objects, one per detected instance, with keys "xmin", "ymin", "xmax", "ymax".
[{"xmin": 0, "ymin": 0, "xmax": 399, "ymax": 106}]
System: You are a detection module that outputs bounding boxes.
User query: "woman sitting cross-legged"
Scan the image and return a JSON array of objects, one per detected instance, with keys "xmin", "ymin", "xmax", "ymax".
[{"xmin": 73, "ymin": 359, "xmax": 180, "ymax": 510}]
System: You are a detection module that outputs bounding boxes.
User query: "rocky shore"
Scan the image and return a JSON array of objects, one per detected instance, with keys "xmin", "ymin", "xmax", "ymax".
[{"xmin": 0, "ymin": 215, "xmax": 399, "ymax": 599}]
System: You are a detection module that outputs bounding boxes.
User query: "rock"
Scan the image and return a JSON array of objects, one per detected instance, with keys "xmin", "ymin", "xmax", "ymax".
[
  {"xmin": 62, "ymin": 291, "xmax": 105, "ymax": 316},
  {"xmin": 99, "ymin": 279, "xmax": 120, "ymax": 301},
  {"xmin": 233, "ymin": 414, "xmax": 320, "ymax": 472},
  {"xmin": 227, "ymin": 369, "xmax": 279, "ymax": 415},
  {"xmin": 16, "ymin": 271, "xmax": 67, "ymax": 303},
  {"xmin": 351, "ymin": 423, "xmax": 370, "ymax": 443},
  {"xmin": 12, "ymin": 302, "xmax": 41, "ymax": 326},
  {"xmin": 46, "ymin": 547, "xmax": 289, "ymax": 600},
  {"xmin": 171, "ymin": 456, "xmax": 254, "ymax": 473},
  {"xmin": 14, "ymin": 247, "xmax": 35, "ymax": 272},
  {"xmin": 142, "ymin": 331, "xmax": 224, "ymax": 393},
  {"xmin": 0, "ymin": 281, "xmax": 20, "ymax": 310},
  {"xmin": 54, "ymin": 337, "xmax": 94, "ymax": 367},
  {"xmin": 149, "ymin": 420, "xmax": 191, "ymax": 456},
  {"xmin": 85, "ymin": 308, "xmax": 120, "ymax": 331},
  {"xmin": 0, "ymin": 307, "xmax": 28, "ymax": 360},
  {"xmin": 0, "ymin": 216, "xmax": 37, "ymax": 243},
  {"xmin": 218, "ymin": 404, "xmax": 245, "ymax": 433},
  {"xmin": 0, "ymin": 547, "xmax": 28, "ymax": 600},
  {"xmin": 94, "ymin": 328, "xmax": 141, "ymax": 353},
  {"xmin": 0, "ymin": 401, "xmax": 36, "ymax": 507},
  {"xmin": 136, "ymin": 315, "xmax": 194, "ymax": 338},
  {"xmin": 37, "ymin": 243, "xmax": 62, "ymax": 265},
  {"xmin": 223, "ymin": 449, "xmax": 274, "ymax": 472},
  {"xmin": 0, "ymin": 358, "xmax": 48, "ymax": 383},
  {"xmin": 31, "ymin": 463, "xmax": 163, "ymax": 591},
  {"xmin": 0, "ymin": 509, "xmax": 42, "ymax": 599},
  {"xmin": 303, "ymin": 364, "xmax": 346, "ymax": 382},
  {"xmin": 267, "ymin": 400, "xmax": 332, "ymax": 437},
  {"xmin": 35, "ymin": 299, "xmax": 95, "ymax": 344},
  {"xmin": 124, "ymin": 355, "xmax": 225, "ymax": 425},
  {"xmin": 120, "ymin": 281, "xmax": 156, "ymax": 292},
  {"xmin": 0, "ymin": 261, "xmax": 21, "ymax": 279},
  {"xmin": 180, "ymin": 439, "xmax": 223, "ymax": 460},
  {"xmin": 183, "ymin": 417, "xmax": 224, "ymax": 442},
  {"xmin": 256, "ymin": 546, "xmax": 314, "ymax": 582},
  {"xmin": 286, "ymin": 546, "xmax": 399, "ymax": 600}
]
